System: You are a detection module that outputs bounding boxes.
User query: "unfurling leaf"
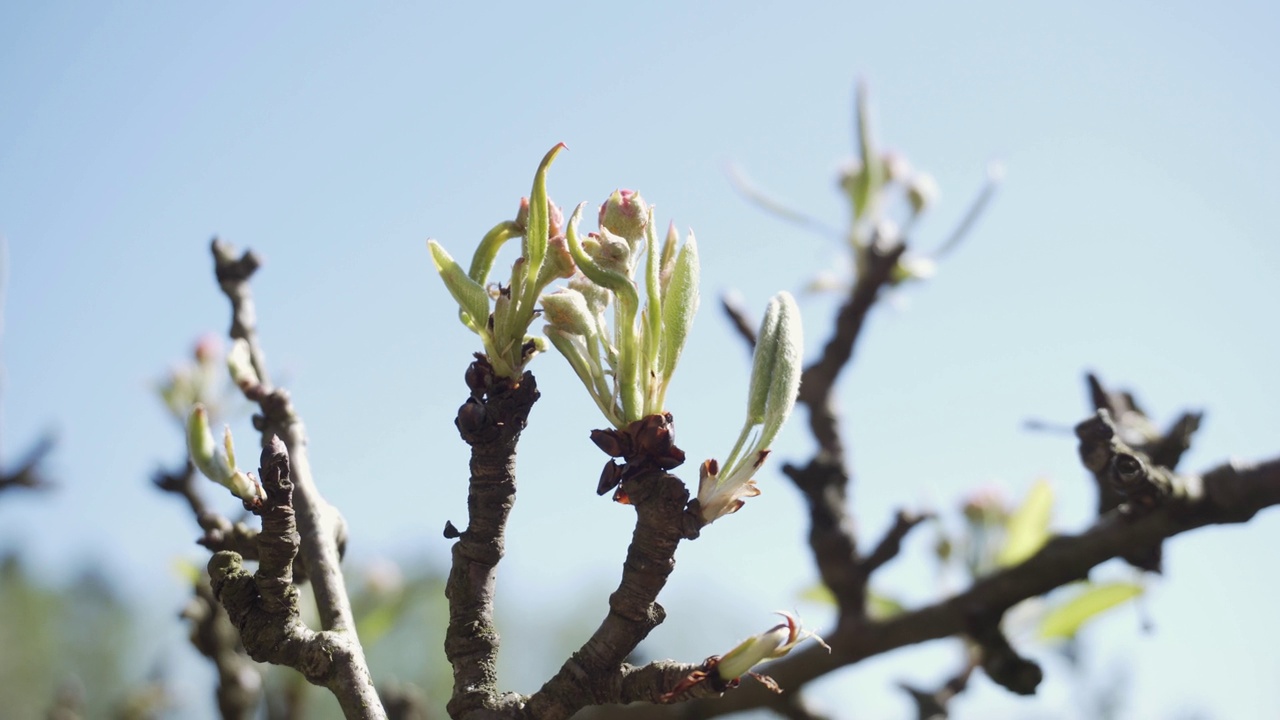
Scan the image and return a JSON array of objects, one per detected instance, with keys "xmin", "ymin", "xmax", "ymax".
[{"xmin": 428, "ymin": 240, "xmax": 490, "ymax": 332}]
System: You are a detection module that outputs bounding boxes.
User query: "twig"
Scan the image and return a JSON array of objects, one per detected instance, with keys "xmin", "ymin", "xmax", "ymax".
[
  {"xmin": 0, "ymin": 433, "xmax": 56, "ymax": 492},
  {"xmin": 209, "ymin": 240, "xmax": 383, "ymax": 719},
  {"xmin": 720, "ymin": 294, "xmax": 757, "ymax": 350},
  {"xmin": 929, "ymin": 162, "xmax": 1001, "ymax": 261},
  {"xmin": 860, "ymin": 509, "xmax": 932, "ymax": 576},
  {"xmin": 210, "ymin": 437, "xmax": 381, "ymax": 719},
  {"xmin": 898, "ymin": 649, "xmax": 978, "ymax": 720},
  {"xmin": 726, "ymin": 163, "xmax": 841, "ymax": 240},
  {"xmin": 781, "ymin": 241, "xmax": 907, "ymax": 619},
  {"xmin": 524, "ymin": 471, "xmax": 702, "ymax": 719}
]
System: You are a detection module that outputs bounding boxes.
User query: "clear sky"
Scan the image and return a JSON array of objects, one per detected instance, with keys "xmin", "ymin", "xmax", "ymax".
[{"xmin": 2, "ymin": 2, "xmax": 1278, "ymax": 718}]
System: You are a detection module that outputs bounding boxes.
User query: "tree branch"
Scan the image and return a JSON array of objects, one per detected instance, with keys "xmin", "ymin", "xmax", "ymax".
[
  {"xmin": 524, "ymin": 471, "xmax": 703, "ymax": 719},
  {"xmin": 444, "ymin": 357, "xmax": 540, "ymax": 719},
  {"xmin": 588, "ymin": 454, "xmax": 1280, "ymax": 719},
  {"xmin": 209, "ymin": 239, "xmax": 382, "ymax": 719},
  {"xmin": 209, "ymin": 436, "xmax": 382, "ymax": 719}
]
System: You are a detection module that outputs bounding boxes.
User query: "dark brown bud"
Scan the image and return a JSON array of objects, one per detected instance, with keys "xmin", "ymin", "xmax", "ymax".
[
  {"xmin": 591, "ymin": 428, "xmax": 631, "ymax": 458},
  {"xmin": 465, "ymin": 354, "xmax": 493, "ymax": 394},
  {"xmin": 597, "ymin": 461, "xmax": 624, "ymax": 496},
  {"xmin": 456, "ymin": 399, "xmax": 487, "ymax": 436}
]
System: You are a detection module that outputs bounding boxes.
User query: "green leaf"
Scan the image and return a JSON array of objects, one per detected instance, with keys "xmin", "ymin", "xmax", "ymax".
[
  {"xmin": 1039, "ymin": 582, "xmax": 1143, "ymax": 640},
  {"xmin": 521, "ymin": 143, "xmax": 565, "ymax": 307},
  {"xmin": 428, "ymin": 240, "xmax": 490, "ymax": 333},
  {"xmin": 658, "ymin": 235, "xmax": 699, "ymax": 386},
  {"xmin": 997, "ymin": 479, "xmax": 1053, "ymax": 567}
]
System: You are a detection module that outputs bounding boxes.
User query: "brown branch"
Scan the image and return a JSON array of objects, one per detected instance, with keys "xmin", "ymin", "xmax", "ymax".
[
  {"xmin": 783, "ymin": 458, "xmax": 860, "ymax": 612},
  {"xmin": 588, "ymin": 453, "xmax": 1280, "ymax": 719},
  {"xmin": 797, "ymin": 240, "xmax": 905, "ymax": 456},
  {"xmin": 720, "ymin": 294, "xmax": 757, "ymax": 349},
  {"xmin": 209, "ymin": 239, "xmax": 383, "ymax": 719},
  {"xmin": 444, "ymin": 358, "xmax": 540, "ymax": 719},
  {"xmin": 209, "ymin": 437, "xmax": 381, "ymax": 719},
  {"xmin": 523, "ymin": 471, "xmax": 702, "ymax": 719}
]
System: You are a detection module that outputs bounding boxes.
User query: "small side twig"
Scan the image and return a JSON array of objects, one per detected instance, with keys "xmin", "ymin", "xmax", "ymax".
[
  {"xmin": 0, "ymin": 433, "xmax": 56, "ymax": 492},
  {"xmin": 860, "ymin": 509, "xmax": 932, "ymax": 576}
]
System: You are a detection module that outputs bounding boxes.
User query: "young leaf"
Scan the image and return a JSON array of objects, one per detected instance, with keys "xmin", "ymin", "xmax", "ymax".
[
  {"xmin": 428, "ymin": 240, "xmax": 491, "ymax": 332},
  {"xmin": 1039, "ymin": 582, "xmax": 1143, "ymax": 640},
  {"xmin": 997, "ymin": 479, "xmax": 1053, "ymax": 567},
  {"xmin": 658, "ymin": 235, "xmax": 699, "ymax": 386}
]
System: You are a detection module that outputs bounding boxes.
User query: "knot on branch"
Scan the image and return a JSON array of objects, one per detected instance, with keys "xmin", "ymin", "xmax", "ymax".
[
  {"xmin": 968, "ymin": 615, "xmax": 1042, "ymax": 696},
  {"xmin": 254, "ymin": 436, "xmax": 300, "ymax": 614},
  {"xmin": 591, "ymin": 413, "xmax": 687, "ymax": 501},
  {"xmin": 455, "ymin": 357, "xmax": 540, "ymax": 445},
  {"xmin": 1076, "ymin": 410, "xmax": 1178, "ymax": 518}
]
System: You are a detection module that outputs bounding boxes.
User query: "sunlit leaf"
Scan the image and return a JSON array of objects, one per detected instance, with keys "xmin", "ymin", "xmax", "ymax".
[
  {"xmin": 1039, "ymin": 582, "xmax": 1143, "ymax": 640},
  {"xmin": 997, "ymin": 478, "xmax": 1053, "ymax": 567}
]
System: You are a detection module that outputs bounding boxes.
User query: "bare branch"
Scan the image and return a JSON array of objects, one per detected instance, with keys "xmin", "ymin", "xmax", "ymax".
[
  {"xmin": 444, "ymin": 356, "xmax": 540, "ymax": 718},
  {"xmin": 209, "ymin": 239, "xmax": 383, "ymax": 719},
  {"xmin": 525, "ymin": 471, "xmax": 703, "ymax": 719},
  {"xmin": 720, "ymin": 293, "xmax": 757, "ymax": 350}
]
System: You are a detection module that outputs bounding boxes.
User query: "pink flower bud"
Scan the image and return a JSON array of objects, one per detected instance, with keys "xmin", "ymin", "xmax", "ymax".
[{"xmin": 598, "ymin": 189, "xmax": 649, "ymax": 244}]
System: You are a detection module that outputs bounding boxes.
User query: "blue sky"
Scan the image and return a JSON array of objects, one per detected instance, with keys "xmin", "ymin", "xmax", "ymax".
[{"xmin": 1, "ymin": 2, "xmax": 1278, "ymax": 718}]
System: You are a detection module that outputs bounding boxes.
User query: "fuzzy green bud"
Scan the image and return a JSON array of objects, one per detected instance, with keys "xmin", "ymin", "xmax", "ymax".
[
  {"xmin": 186, "ymin": 404, "xmax": 262, "ymax": 503},
  {"xmin": 226, "ymin": 339, "xmax": 259, "ymax": 390},
  {"xmin": 747, "ymin": 292, "xmax": 802, "ymax": 439},
  {"xmin": 598, "ymin": 189, "xmax": 649, "ymax": 246},
  {"xmin": 541, "ymin": 289, "xmax": 595, "ymax": 337},
  {"xmin": 590, "ymin": 228, "xmax": 633, "ymax": 274}
]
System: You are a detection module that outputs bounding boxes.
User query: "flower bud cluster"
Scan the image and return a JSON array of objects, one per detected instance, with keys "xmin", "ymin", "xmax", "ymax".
[{"xmin": 542, "ymin": 189, "xmax": 700, "ymax": 428}]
